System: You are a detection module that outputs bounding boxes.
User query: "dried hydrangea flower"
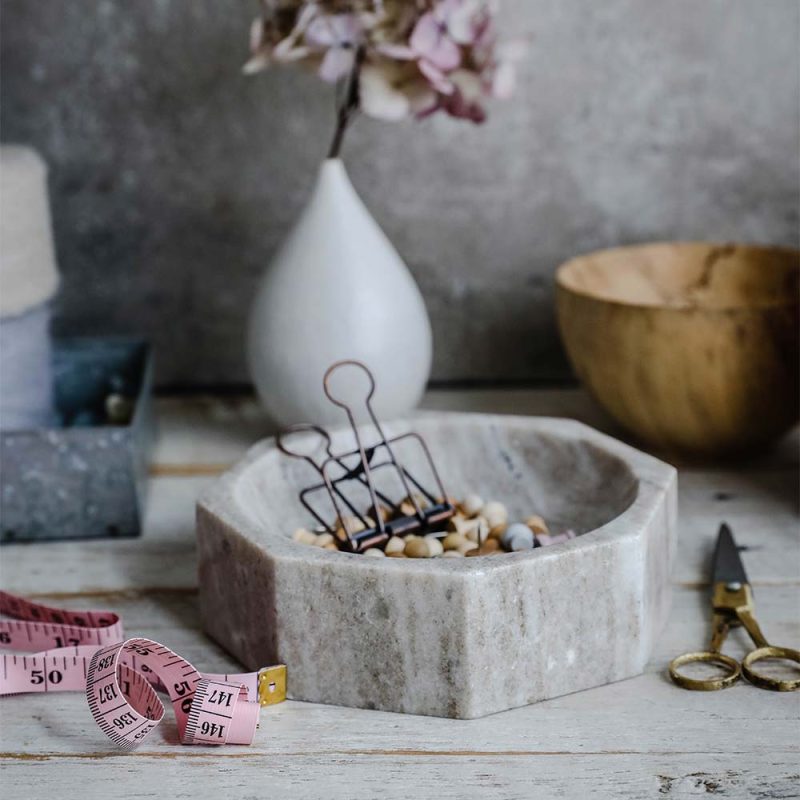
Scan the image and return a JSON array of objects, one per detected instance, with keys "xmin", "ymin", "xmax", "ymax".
[{"xmin": 244, "ymin": 0, "xmax": 525, "ymax": 155}]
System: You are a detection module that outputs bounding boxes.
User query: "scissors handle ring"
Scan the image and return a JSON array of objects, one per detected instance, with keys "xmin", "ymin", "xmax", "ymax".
[
  {"xmin": 741, "ymin": 646, "xmax": 800, "ymax": 692},
  {"xmin": 668, "ymin": 651, "xmax": 741, "ymax": 691}
]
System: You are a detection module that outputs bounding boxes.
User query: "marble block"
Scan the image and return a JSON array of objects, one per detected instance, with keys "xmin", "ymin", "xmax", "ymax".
[{"xmin": 197, "ymin": 413, "xmax": 677, "ymax": 719}]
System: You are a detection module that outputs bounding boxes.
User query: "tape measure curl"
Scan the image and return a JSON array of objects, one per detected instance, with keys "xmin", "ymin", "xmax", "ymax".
[{"xmin": 0, "ymin": 591, "xmax": 286, "ymax": 749}]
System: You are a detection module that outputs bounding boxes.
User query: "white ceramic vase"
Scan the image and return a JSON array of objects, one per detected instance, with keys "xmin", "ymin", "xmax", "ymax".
[{"xmin": 247, "ymin": 159, "xmax": 432, "ymax": 427}]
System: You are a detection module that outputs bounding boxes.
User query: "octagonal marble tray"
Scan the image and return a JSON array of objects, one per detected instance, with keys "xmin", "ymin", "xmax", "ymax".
[{"xmin": 197, "ymin": 413, "xmax": 677, "ymax": 719}]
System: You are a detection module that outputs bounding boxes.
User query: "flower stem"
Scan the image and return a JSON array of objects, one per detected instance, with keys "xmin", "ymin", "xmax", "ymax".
[{"xmin": 327, "ymin": 45, "xmax": 365, "ymax": 159}]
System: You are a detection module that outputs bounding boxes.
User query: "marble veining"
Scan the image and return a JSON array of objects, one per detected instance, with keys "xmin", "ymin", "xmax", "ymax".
[{"xmin": 197, "ymin": 413, "xmax": 677, "ymax": 718}]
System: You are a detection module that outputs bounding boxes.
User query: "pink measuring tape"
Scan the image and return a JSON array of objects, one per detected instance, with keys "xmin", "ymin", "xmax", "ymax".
[{"xmin": 0, "ymin": 591, "xmax": 286, "ymax": 749}]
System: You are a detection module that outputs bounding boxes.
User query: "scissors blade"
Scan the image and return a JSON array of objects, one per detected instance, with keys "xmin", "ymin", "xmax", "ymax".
[{"xmin": 711, "ymin": 523, "xmax": 749, "ymax": 586}]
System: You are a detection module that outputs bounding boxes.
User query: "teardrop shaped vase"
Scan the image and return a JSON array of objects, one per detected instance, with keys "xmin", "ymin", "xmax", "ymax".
[{"xmin": 247, "ymin": 159, "xmax": 433, "ymax": 427}]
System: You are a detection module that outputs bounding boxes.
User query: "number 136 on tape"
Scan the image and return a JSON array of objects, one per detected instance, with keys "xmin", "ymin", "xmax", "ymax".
[{"xmin": 0, "ymin": 591, "xmax": 286, "ymax": 750}]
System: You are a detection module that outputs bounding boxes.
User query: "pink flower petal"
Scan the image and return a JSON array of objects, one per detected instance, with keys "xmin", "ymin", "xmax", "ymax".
[
  {"xmin": 418, "ymin": 59, "xmax": 455, "ymax": 95},
  {"xmin": 434, "ymin": 0, "xmax": 465, "ymax": 23},
  {"xmin": 375, "ymin": 42, "xmax": 416, "ymax": 60},
  {"xmin": 272, "ymin": 38, "xmax": 312, "ymax": 62},
  {"xmin": 410, "ymin": 13, "xmax": 461, "ymax": 71},
  {"xmin": 410, "ymin": 14, "xmax": 442, "ymax": 55},
  {"xmin": 444, "ymin": 0, "xmax": 484, "ymax": 45},
  {"xmin": 295, "ymin": 4, "xmax": 318, "ymax": 31},
  {"xmin": 318, "ymin": 47, "xmax": 355, "ymax": 83},
  {"xmin": 305, "ymin": 13, "xmax": 361, "ymax": 48}
]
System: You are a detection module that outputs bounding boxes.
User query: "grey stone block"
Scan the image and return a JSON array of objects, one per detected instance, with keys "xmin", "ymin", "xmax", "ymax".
[{"xmin": 0, "ymin": 338, "xmax": 154, "ymax": 542}]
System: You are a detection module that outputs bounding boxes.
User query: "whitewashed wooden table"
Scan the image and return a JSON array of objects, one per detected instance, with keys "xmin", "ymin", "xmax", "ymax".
[{"xmin": 2, "ymin": 390, "xmax": 798, "ymax": 799}]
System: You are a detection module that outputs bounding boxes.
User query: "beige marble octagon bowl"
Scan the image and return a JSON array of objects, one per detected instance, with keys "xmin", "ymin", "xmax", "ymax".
[{"xmin": 197, "ymin": 413, "xmax": 676, "ymax": 719}]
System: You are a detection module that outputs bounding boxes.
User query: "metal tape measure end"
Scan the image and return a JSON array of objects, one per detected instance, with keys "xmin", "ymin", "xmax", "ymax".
[{"xmin": 258, "ymin": 665, "xmax": 287, "ymax": 706}]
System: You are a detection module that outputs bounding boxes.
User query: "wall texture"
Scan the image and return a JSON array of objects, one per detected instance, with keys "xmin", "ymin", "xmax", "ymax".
[{"xmin": 2, "ymin": 0, "xmax": 798, "ymax": 386}]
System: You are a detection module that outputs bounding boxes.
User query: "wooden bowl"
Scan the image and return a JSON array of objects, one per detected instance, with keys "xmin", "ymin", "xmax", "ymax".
[{"xmin": 556, "ymin": 242, "xmax": 800, "ymax": 458}]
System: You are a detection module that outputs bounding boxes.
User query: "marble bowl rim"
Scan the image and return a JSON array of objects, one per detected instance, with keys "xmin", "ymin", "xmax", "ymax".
[{"xmin": 198, "ymin": 412, "xmax": 676, "ymax": 575}]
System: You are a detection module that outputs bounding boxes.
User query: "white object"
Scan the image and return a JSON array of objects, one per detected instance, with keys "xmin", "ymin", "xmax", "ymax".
[
  {"xmin": 0, "ymin": 146, "xmax": 59, "ymax": 318},
  {"xmin": 247, "ymin": 158, "xmax": 432, "ymax": 427},
  {"xmin": 0, "ymin": 306, "xmax": 56, "ymax": 429},
  {"xmin": 0, "ymin": 146, "xmax": 59, "ymax": 429}
]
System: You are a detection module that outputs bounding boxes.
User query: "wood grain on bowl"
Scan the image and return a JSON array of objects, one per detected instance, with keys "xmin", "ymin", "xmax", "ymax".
[{"xmin": 556, "ymin": 242, "xmax": 800, "ymax": 458}]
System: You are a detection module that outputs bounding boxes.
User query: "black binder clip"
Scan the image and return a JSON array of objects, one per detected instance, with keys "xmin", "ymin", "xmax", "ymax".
[{"xmin": 277, "ymin": 360, "xmax": 454, "ymax": 553}]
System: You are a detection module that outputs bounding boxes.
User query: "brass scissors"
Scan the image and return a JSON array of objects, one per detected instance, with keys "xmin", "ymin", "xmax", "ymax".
[{"xmin": 669, "ymin": 523, "xmax": 800, "ymax": 691}]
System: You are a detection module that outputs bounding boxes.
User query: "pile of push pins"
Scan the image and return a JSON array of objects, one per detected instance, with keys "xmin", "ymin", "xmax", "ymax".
[{"xmin": 291, "ymin": 493, "xmax": 576, "ymax": 558}]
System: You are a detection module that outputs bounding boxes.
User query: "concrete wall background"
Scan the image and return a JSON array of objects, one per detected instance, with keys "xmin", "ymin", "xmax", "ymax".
[{"xmin": 2, "ymin": 0, "xmax": 798, "ymax": 387}]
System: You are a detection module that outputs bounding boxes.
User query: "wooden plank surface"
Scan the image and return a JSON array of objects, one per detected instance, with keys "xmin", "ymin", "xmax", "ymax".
[{"xmin": 1, "ymin": 390, "xmax": 798, "ymax": 799}]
